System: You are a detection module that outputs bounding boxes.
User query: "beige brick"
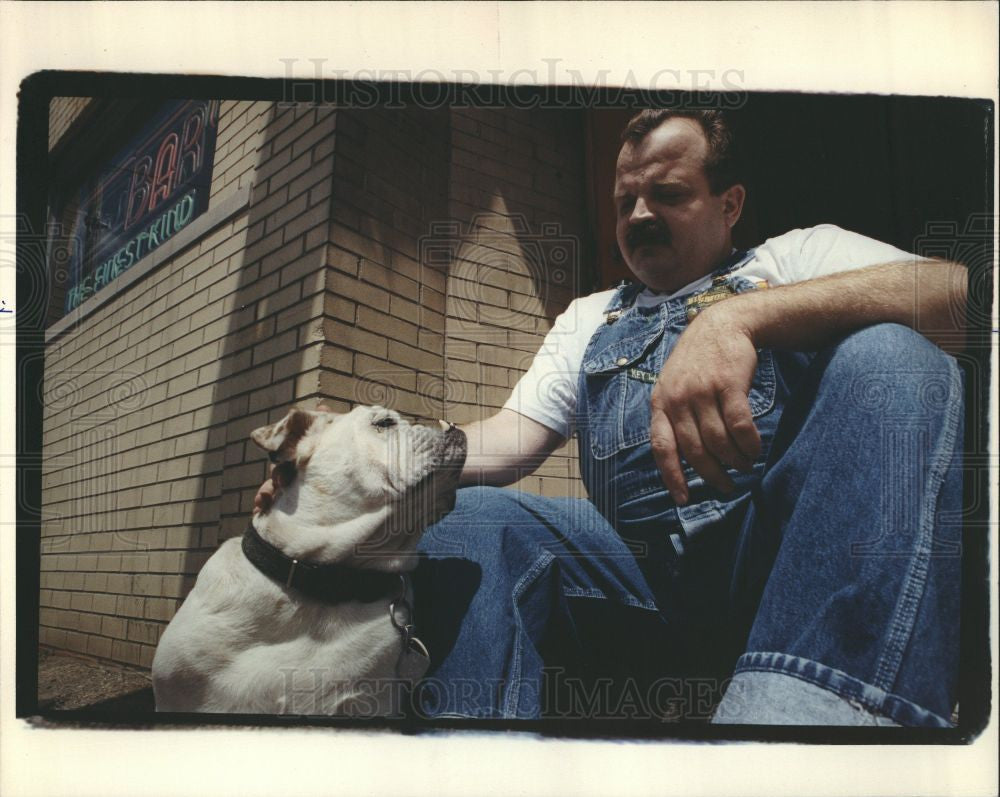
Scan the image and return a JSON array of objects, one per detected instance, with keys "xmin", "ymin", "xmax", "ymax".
[
  {"xmin": 248, "ymin": 378, "xmax": 295, "ymax": 415},
  {"xmin": 133, "ymin": 574, "xmax": 164, "ymax": 597},
  {"xmin": 170, "ymin": 478, "xmax": 202, "ymax": 502},
  {"xmin": 273, "ymin": 293, "xmax": 331, "ymax": 333},
  {"xmin": 265, "ymin": 192, "xmax": 309, "ymax": 235},
  {"xmin": 282, "ymin": 202, "xmax": 330, "ymax": 244},
  {"xmin": 97, "ymin": 554, "xmax": 123, "ymax": 572},
  {"xmin": 89, "ymin": 531, "xmax": 114, "ymax": 552},
  {"xmin": 83, "ymin": 573, "xmax": 109, "ymax": 592},
  {"xmin": 325, "ymin": 246, "xmax": 362, "ymax": 278},
  {"xmin": 87, "ymin": 635, "xmax": 113, "ymax": 660},
  {"xmin": 121, "ymin": 553, "xmax": 150, "ymax": 572},
  {"xmin": 387, "ymin": 340, "xmax": 442, "ymax": 373},
  {"xmin": 357, "ymin": 306, "xmax": 417, "ymax": 344},
  {"xmin": 127, "ymin": 619, "xmax": 162, "ymax": 646},
  {"xmin": 354, "ymin": 354, "xmax": 416, "ymax": 391},
  {"xmin": 389, "ymin": 294, "xmax": 422, "ymax": 325},
  {"xmin": 290, "ymin": 120, "xmax": 334, "ymax": 162},
  {"xmin": 305, "ymin": 222, "xmax": 329, "ymax": 253},
  {"xmin": 316, "ymin": 345, "xmax": 353, "ymax": 375},
  {"xmin": 262, "ymin": 237, "xmax": 306, "ymax": 276},
  {"xmin": 161, "ymin": 574, "xmax": 197, "ymax": 599},
  {"xmin": 477, "ymin": 345, "xmax": 534, "ymax": 370},
  {"xmin": 143, "ymin": 598, "xmax": 180, "ymax": 622},
  {"xmin": 291, "ymin": 154, "xmax": 334, "ymax": 202},
  {"xmin": 183, "ymin": 551, "xmax": 214, "ymax": 574},
  {"xmin": 252, "ymin": 328, "xmax": 299, "ymax": 366},
  {"xmin": 91, "ymin": 593, "xmax": 118, "ymax": 615},
  {"xmin": 268, "ymin": 151, "xmax": 314, "ymax": 194},
  {"xmin": 332, "ymin": 225, "xmax": 391, "ymax": 267},
  {"xmin": 77, "ymin": 613, "xmax": 104, "ymax": 636},
  {"xmin": 478, "ymin": 385, "xmax": 511, "ymax": 409},
  {"xmin": 101, "ymin": 616, "xmax": 128, "ymax": 639},
  {"xmin": 138, "ymin": 644, "xmax": 156, "ymax": 669},
  {"xmin": 244, "ymin": 226, "xmax": 285, "ymax": 266},
  {"xmin": 328, "ymin": 273, "xmax": 391, "ymax": 313},
  {"xmin": 149, "ymin": 551, "xmax": 185, "ymax": 573},
  {"xmin": 184, "ymin": 499, "xmax": 221, "ymax": 526},
  {"xmin": 418, "ymin": 330, "xmax": 444, "ymax": 352},
  {"xmin": 39, "ymin": 103, "xmax": 593, "ymax": 667},
  {"xmin": 64, "ymin": 631, "xmax": 88, "ymax": 654},
  {"xmin": 200, "ymin": 526, "xmax": 219, "ymax": 548},
  {"xmin": 316, "ymin": 319, "xmax": 388, "ymax": 359},
  {"xmin": 107, "ymin": 574, "xmax": 133, "ymax": 594},
  {"xmin": 117, "ymin": 595, "xmax": 145, "ymax": 618},
  {"xmin": 112, "ymin": 640, "xmax": 143, "ymax": 666}
]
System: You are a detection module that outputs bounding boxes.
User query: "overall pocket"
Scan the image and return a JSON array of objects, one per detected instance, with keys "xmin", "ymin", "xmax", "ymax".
[{"xmin": 583, "ymin": 338, "xmax": 778, "ymax": 462}]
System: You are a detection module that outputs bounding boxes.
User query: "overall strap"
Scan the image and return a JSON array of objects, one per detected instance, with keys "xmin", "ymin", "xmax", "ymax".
[
  {"xmin": 602, "ymin": 280, "xmax": 646, "ymax": 317},
  {"xmin": 713, "ymin": 247, "xmax": 755, "ymax": 280},
  {"xmin": 601, "ymin": 248, "xmax": 757, "ymax": 322}
]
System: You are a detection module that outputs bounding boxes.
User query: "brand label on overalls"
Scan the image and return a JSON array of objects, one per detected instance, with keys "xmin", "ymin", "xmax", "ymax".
[
  {"xmin": 627, "ymin": 367, "xmax": 658, "ymax": 383},
  {"xmin": 685, "ymin": 276, "xmax": 769, "ymax": 321}
]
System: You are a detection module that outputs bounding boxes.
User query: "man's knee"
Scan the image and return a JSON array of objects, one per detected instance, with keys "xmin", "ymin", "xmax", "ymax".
[
  {"xmin": 821, "ymin": 323, "xmax": 961, "ymax": 414},
  {"xmin": 450, "ymin": 485, "xmax": 524, "ymax": 519},
  {"xmin": 829, "ymin": 323, "xmax": 954, "ymax": 371},
  {"xmin": 418, "ymin": 486, "xmax": 563, "ymax": 562}
]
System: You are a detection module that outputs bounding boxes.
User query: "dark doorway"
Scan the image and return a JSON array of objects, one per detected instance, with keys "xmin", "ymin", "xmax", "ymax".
[{"xmin": 585, "ymin": 95, "xmax": 992, "ymax": 289}]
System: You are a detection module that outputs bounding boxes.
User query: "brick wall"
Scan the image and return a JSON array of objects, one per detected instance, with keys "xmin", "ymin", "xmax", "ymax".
[
  {"xmin": 39, "ymin": 100, "xmax": 339, "ymax": 666},
  {"xmin": 442, "ymin": 108, "xmax": 590, "ymax": 497},
  {"xmin": 317, "ymin": 107, "xmax": 451, "ymax": 423},
  {"xmin": 214, "ymin": 102, "xmax": 337, "ymax": 542},
  {"xmin": 39, "ymin": 100, "xmax": 593, "ymax": 671}
]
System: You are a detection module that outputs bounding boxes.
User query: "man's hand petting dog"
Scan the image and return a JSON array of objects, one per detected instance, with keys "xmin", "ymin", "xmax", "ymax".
[{"xmin": 253, "ymin": 403, "xmax": 335, "ymax": 516}]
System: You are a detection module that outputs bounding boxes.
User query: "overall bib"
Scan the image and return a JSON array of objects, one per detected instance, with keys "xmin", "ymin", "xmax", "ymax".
[
  {"xmin": 576, "ymin": 250, "xmax": 788, "ymax": 678},
  {"xmin": 414, "ymin": 254, "xmax": 963, "ymax": 726}
]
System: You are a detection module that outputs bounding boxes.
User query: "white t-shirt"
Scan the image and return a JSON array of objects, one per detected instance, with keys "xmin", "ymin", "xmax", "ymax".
[{"xmin": 503, "ymin": 224, "xmax": 916, "ymax": 438}]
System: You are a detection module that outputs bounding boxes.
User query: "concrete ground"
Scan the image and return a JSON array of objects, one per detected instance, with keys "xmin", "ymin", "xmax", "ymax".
[{"xmin": 36, "ymin": 647, "xmax": 155, "ymax": 713}]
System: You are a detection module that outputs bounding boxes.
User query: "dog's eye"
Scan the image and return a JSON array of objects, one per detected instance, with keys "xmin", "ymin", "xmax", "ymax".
[{"xmin": 373, "ymin": 417, "xmax": 397, "ymax": 431}]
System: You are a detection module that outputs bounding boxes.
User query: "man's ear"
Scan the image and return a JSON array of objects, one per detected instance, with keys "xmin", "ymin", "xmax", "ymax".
[
  {"xmin": 250, "ymin": 408, "xmax": 317, "ymax": 465},
  {"xmin": 721, "ymin": 183, "xmax": 746, "ymax": 228}
]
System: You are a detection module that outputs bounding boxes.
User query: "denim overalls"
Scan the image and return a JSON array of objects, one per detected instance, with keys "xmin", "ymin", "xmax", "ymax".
[
  {"xmin": 574, "ymin": 250, "xmax": 803, "ymax": 677},
  {"xmin": 578, "ymin": 251, "xmax": 778, "ymax": 547},
  {"xmin": 415, "ymin": 253, "xmax": 963, "ymax": 726}
]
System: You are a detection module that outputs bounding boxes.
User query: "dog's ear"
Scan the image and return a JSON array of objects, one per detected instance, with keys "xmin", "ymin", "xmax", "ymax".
[{"xmin": 250, "ymin": 408, "xmax": 318, "ymax": 465}]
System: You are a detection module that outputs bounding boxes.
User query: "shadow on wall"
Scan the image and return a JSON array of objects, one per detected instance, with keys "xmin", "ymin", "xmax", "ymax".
[
  {"xmin": 200, "ymin": 102, "xmax": 338, "ymax": 554},
  {"xmin": 186, "ymin": 103, "xmax": 593, "ymax": 592}
]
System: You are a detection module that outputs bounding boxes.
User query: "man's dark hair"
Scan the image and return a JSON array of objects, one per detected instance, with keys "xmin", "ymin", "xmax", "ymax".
[{"xmin": 621, "ymin": 109, "xmax": 742, "ymax": 194}]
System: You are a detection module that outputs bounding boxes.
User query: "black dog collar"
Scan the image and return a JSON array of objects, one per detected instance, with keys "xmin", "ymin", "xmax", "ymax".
[{"xmin": 242, "ymin": 523, "xmax": 402, "ymax": 604}]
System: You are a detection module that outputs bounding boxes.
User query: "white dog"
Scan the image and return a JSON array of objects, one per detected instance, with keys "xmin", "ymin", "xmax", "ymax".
[{"xmin": 152, "ymin": 405, "xmax": 466, "ymax": 715}]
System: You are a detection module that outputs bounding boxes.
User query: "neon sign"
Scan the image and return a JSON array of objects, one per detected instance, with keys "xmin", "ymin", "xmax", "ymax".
[{"xmin": 57, "ymin": 100, "xmax": 219, "ymax": 315}]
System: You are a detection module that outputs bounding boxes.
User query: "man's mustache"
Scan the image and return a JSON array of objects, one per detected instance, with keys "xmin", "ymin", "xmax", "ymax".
[{"xmin": 625, "ymin": 221, "xmax": 671, "ymax": 250}]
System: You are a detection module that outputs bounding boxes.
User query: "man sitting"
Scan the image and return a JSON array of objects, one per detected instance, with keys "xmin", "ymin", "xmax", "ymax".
[{"xmin": 259, "ymin": 109, "xmax": 967, "ymax": 726}]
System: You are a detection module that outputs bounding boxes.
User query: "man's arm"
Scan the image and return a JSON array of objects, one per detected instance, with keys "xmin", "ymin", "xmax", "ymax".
[
  {"xmin": 650, "ymin": 258, "xmax": 967, "ymax": 504},
  {"xmin": 253, "ymin": 407, "xmax": 563, "ymax": 513},
  {"xmin": 458, "ymin": 408, "xmax": 566, "ymax": 487}
]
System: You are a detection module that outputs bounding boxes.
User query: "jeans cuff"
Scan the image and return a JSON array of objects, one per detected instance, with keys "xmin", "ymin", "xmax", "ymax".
[{"xmin": 714, "ymin": 651, "xmax": 952, "ymax": 727}]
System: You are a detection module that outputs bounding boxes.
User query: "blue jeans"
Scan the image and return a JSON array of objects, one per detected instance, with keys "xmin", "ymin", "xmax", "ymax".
[{"xmin": 413, "ymin": 325, "xmax": 963, "ymax": 726}]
